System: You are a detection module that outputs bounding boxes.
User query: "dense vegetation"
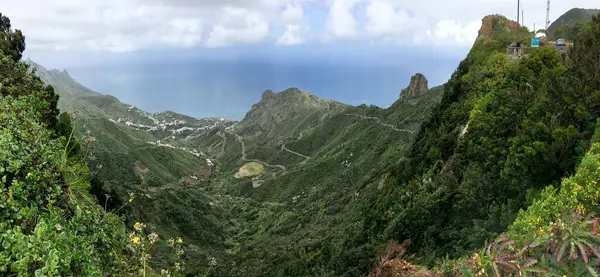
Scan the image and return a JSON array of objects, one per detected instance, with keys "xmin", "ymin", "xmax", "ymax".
[
  {"xmin": 4, "ymin": 8, "xmax": 600, "ymax": 277},
  {"xmin": 359, "ymin": 13, "xmax": 600, "ymax": 273},
  {"xmin": 0, "ymin": 17, "xmax": 129, "ymax": 275},
  {"xmin": 547, "ymin": 8, "xmax": 600, "ymax": 39},
  {"xmin": 0, "ymin": 13, "xmax": 25, "ymax": 62},
  {"xmin": 0, "ymin": 14, "xmax": 192, "ymax": 276}
]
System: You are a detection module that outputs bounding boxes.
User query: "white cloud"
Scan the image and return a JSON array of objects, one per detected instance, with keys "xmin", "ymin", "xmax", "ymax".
[
  {"xmin": 427, "ymin": 20, "xmax": 481, "ymax": 46},
  {"xmin": 364, "ymin": 0, "xmax": 430, "ymax": 42},
  {"xmin": 1, "ymin": 0, "xmax": 295, "ymax": 52},
  {"xmin": 2, "ymin": 0, "xmax": 599, "ymax": 53},
  {"xmin": 1, "ymin": 0, "xmax": 209, "ymax": 52},
  {"xmin": 277, "ymin": 3, "xmax": 307, "ymax": 45},
  {"xmin": 205, "ymin": 7, "xmax": 269, "ymax": 48},
  {"xmin": 281, "ymin": 3, "xmax": 304, "ymax": 25},
  {"xmin": 365, "ymin": 1, "xmax": 407, "ymax": 37},
  {"xmin": 277, "ymin": 25, "xmax": 306, "ymax": 45},
  {"xmin": 325, "ymin": 0, "xmax": 361, "ymax": 39},
  {"xmin": 324, "ymin": 0, "xmax": 600, "ymax": 45},
  {"xmin": 164, "ymin": 18, "xmax": 203, "ymax": 48}
]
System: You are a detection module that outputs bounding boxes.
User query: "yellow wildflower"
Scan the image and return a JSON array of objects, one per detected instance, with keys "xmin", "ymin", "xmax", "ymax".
[
  {"xmin": 177, "ymin": 237, "xmax": 183, "ymax": 244},
  {"xmin": 134, "ymin": 222, "xmax": 145, "ymax": 232},
  {"xmin": 132, "ymin": 236, "xmax": 141, "ymax": 244}
]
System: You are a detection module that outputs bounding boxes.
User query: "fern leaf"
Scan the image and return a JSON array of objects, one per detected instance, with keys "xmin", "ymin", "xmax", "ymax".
[
  {"xmin": 575, "ymin": 241, "xmax": 589, "ymax": 265},
  {"xmin": 523, "ymin": 266, "xmax": 549, "ymax": 273},
  {"xmin": 496, "ymin": 260, "xmax": 519, "ymax": 272},
  {"xmin": 522, "ymin": 258, "xmax": 538, "ymax": 268},
  {"xmin": 556, "ymin": 242, "xmax": 569, "ymax": 261},
  {"xmin": 492, "ymin": 261, "xmax": 501, "ymax": 277},
  {"xmin": 586, "ymin": 264, "xmax": 599, "ymax": 277}
]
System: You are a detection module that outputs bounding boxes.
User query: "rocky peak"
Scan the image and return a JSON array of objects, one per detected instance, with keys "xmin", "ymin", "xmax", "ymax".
[
  {"xmin": 475, "ymin": 15, "xmax": 519, "ymax": 43},
  {"xmin": 400, "ymin": 73, "xmax": 429, "ymax": 101},
  {"xmin": 262, "ymin": 89, "xmax": 275, "ymax": 100},
  {"xmin": 239, "ymin": 88, "xmax": 349, "ymax": 139}
]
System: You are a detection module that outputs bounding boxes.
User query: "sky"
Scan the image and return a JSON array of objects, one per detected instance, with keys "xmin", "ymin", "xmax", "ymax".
[
  {"xmin": 3, "ymin": 0, "xmax": 597, "ymax": 56},
  {"xmin": 1, "ymin": 0, "xmax": 599, "ymax": 119}
]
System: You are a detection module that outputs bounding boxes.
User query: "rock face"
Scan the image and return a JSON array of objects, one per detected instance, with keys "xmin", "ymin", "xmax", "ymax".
[
  {"xmin": 262, "ymin": 89, "xmax": 275, "ymax": 100},
  {"xmin": 238, "ymin": 88, "xmax": 349, "ymax": 139},
  {"xmin": 400, "ymin": 73, "xmax": 429, "ymax": 101},
  {"xmin": 475, "ymin": 15, "xmax": 519, "ymax": 43}
]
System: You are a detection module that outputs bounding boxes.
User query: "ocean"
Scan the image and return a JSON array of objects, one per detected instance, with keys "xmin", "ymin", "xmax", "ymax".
[{"xmin": 67, "ymin": 51, "xmax": 465, "ymax": 120}]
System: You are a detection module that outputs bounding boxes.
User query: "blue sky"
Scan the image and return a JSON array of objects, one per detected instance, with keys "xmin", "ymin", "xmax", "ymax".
[{"xmin": 1, "ymin": 0, "xmax": 599, "ymax": 119}]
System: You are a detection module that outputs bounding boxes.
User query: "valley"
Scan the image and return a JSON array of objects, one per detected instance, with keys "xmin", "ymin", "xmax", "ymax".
[
  {"xmin": 29, "ymin": 56, "xmax": 442, "ymax": 276},
  {"xmin": 3, "ymin": 6, "xmax": 600, "ymax": 277}
]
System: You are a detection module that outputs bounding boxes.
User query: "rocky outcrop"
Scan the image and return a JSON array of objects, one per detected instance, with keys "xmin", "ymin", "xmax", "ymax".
[
  {"xmin": 262, "ymin": 89, "xmax": 275, "ymax": 100},
  {"xmin": 239, "ymin": 87, "xmax": 349, "ymax": 140},
  {"xmin": 400, "ymin": 73, "xmax": 429, "ymax": 101},
  {"xmin": 475, "ymin": 15, "xmax": 519, "ymax": 43}
]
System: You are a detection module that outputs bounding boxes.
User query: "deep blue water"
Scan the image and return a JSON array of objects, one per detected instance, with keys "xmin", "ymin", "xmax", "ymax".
[{"xmin": 67, "ymin": 53, "xmax": 464, "ymax": 120}]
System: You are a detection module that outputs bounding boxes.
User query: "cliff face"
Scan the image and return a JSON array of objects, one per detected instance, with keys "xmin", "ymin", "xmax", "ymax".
[
  {"xmin": 400, "ymin": 73, "xmax": 429, "ymax": 102},
  {"xmin": 475, "ymin": 15, "xmax": 519, "ymax": 43}
]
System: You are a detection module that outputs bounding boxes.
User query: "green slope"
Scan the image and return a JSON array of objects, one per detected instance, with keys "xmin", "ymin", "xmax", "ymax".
[
  {"xmin": 29, "ymin": 61, "xmax": 239, "ymax": 274},
  {"xmin": 9, "ymin": 9, "xmax": 600, "ymax": 277},
  {"xmin": 547, "ymin": 8, "xmax": 600, "ymax": 39},
  {"xmin": 31, "ymin": 55, "xmax": 446, "ymax": 275},
  {"xmin": 201, "ymin": 77, "xmax": 444, "ymax": 276},
  {"xmin": 237, "ymin": 88, "xmax": 349, "ymax": 142},
  {"xmin": 358, "ymin": 13, "xmax": 600, "ymax": 270},
  {"xmin": 0, "ymin": 29, "xmax": 135, "ymax": 275}
]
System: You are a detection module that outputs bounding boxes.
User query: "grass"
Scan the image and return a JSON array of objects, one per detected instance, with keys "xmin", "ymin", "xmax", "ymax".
[{"xmin": 234, "ymin": 162, "xmax": 265, "ymax": 179}]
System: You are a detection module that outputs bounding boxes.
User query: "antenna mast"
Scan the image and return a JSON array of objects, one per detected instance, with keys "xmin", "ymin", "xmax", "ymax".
[
  {"xmin": 545, "ymin": 0, "xmax": 551, "ymax": 30},
  {"xmin": 517, "ymin": 0, "xmax": 521, "ymax": 25}
]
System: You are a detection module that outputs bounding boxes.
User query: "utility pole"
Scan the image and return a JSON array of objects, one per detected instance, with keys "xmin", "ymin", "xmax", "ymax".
[
  {"xmin": 517, "ymin": 0, "xmax": 521, "ymax": 26},
  {"xmin": 547, "ymin": 0, "xmax": 551, "ymax": 29},
  {"xmin": 522, "ymin": 10, "xmax": 524, "ymax": 26}
]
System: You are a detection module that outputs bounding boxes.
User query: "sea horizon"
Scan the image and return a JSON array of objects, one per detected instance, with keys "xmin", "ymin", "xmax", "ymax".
[{"xmin": 64, "ymin": 53, "xmax": 464, "ymax": 120}]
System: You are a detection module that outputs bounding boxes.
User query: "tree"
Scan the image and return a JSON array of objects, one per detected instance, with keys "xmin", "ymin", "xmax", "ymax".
[{"xmin": 0, "ymin": 12, "xmax": 26, "ymax": 61}]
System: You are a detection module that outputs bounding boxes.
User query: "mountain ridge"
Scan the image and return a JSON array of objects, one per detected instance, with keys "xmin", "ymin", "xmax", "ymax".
[
  {"xmin": 547, "ymin": 8, "xmax": 600, "ymax": 36},
  {"xmin": 238, "ymin": 87, "xmax": 350, "ymax": 141},
  {"xmin": 4, "ymin": 8, "xmax": 600, "ymax": 277},
  {"xmin": 29, "ymin": 56, "xmax": 444, "ymax": 276}
]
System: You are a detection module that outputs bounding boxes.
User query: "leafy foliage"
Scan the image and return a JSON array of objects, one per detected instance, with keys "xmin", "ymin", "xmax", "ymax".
[
  {"xmin": 356, "ymin": 14, "xmax": 600, "ymax": 268},
  {"xmin": 462, "ymin": 211, "xmax": 600, "ymax": 277},
  {"xmin": 0, "ymin": 92, "xmax": 131, "ymax": 275},
  {"xmin": 0, "ymin": 12, "xmax": 25, "ymax": 62},
  {"xmin": 7, "ymin": 9, "xmax": 600, "ymax": 277},
  {"xmin": 0, "ymin": 53, "xmax": 59, "ymax": 131}
]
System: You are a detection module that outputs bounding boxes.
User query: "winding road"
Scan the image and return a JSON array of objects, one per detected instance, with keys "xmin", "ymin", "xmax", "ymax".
[
  {"xmin": 281, "ymin": 144, "xmax": 311, "ymax": 164},
  {"xmin": 216, "ymin": 131, "xmax": 227, "ymax": 156},
  {"xmin": 345, "ymin": 114, "xmax": 415, "ymax": 133},
  {"xmin": 232, "ymin": 133, "xmax": 287, "ymax": 171}
]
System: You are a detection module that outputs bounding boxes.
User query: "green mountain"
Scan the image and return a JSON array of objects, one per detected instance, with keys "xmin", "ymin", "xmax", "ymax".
[
  {"xmin": 215, "ymin": 80, "xmax": 443, "ymax": 276},
  {"xmin": 8, "ymin": 9, "xmax": 600, "ymax": 277},
  {"xmin": 30, "ymin": 53, "xmax": 446, "ymax": 275},
  {"xmin": 27, "ymin": 61, "xmax": 242, "ymax": 270},
  {"xmin": 237, "ymin": 88, "xmax": 349, "ymax": 141},
  {"xmin": 27, "ymin": 59, "xmax": 101, "ymax": 97},
  {"xmin": 547, "ymin": 8, "xmax": 600, "ymax": 39},
  {"xmin": 364, "ymin": 13, "xmax": 600, "ymax": 276}
]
